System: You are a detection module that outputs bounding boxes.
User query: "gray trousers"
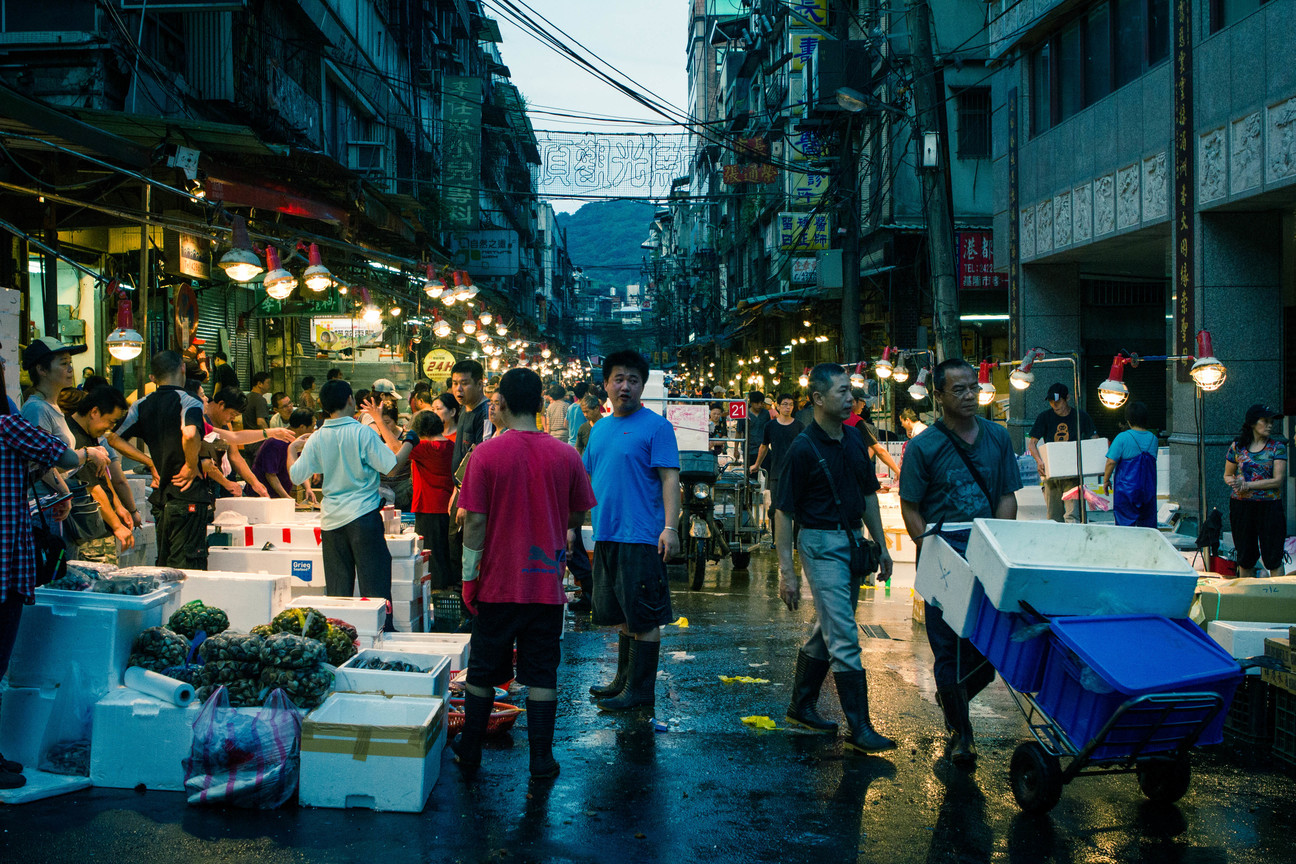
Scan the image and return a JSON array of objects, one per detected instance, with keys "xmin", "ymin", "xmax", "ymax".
[
  {"xmin": 796, "ymin": 528, "xmax": 863, "ymax": 673},
  {"xmin": 1043, "ymin": 478, "xmax": 1080, "ymax": 523}
]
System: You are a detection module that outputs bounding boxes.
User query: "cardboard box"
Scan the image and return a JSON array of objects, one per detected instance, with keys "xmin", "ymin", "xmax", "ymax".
[
  {"xmin": 913, "ymin": 525, "xmax": 981, "ymax": 637},
  {"xmin": 213, "ymin": 497, "xmax": 295, "ymax": 524},
  {"xmin": 379, "ymin": 633, "xmax": 470, "ymax": 673},
  {"xmin": 89, "ymin": 688, "xmax": 193, "ymax": 791},
  {"xmin": 1040, "ymin": 438, "xmax": 1110, "ymax": 479},
  {"xmin": 298, "ymin": 693, "xmax": 445, "ymax": 812},
  {"xmin": 8, "ymin": 584, "xmax": 182, "ymax": 693},
  {"xmin": 207, "ymin": 523, "xmax": 421, "ymax": 557},
  {"xmin": 179, "ymin": 570, "xmax": 292, "ymax": 631},
  {"xmin": 286, "ymin": 596, "xmax": 388, "ymax": 635},
  {"xmin": 967, "ymin": 518, "xmax": 1197, "ymax": 617},
  {"xmin": 1265, "ymin": 637, "xmax": 1293, "ymax": 670},
  {"xmin": 1190, "ymin": 576, "xmax": 1296, "ymax": 624},
  {"xmin": 337, "ymin": 650, "xmax": 450, "ymax": 698},
  {"xmin": 1261, "ymin": 666, "xmax": 1296, "ymax": 695}
]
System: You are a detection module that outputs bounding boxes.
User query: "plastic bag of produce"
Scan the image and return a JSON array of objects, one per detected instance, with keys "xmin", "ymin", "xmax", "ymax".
[
  {"xmin": 259, "ymin": 632, "xmax": 327, "ymax": 669},
  {"xmin": 38, "ymin": 663, "xmax": 95, "ymax": 776},
  {"xmin": 198, "ymin": 633, "xmax": 264, "ymax": 664},
  {"xmin": 259, "ymin": 664, "xmax": 334, "ymax": 709},
  {"xmin": 270, "ymin": 606, "xmax": 328, "ymax": 639},
  {"xmin": 111, "ymin": 565, "xmax": 187, "ymax": 584},
  {"xmin": 128, "ymin": 627, "xmax": 190, "ymax": 672},
  {"xmin": 183, "ymin": 686, "xmax": 301, "ymax": 809},
  {"xmin": 90, "ymin": 573, "xmax": 160, "ymax": 595},
  {"xmin": 49, "ymin": 561, "xmax": 118, "ymax": 590},
  {"xmin": 169, "ymin": 599, "xmax": 230, "ymax": 639},
  {"xmin": 320, "ymin": 625, "xmax": 357, "ymax": 667}
]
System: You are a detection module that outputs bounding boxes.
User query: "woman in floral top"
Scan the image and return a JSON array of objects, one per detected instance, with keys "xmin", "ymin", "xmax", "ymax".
[{"xmin": 1224, "ymin": 404, "xmax": 1288, "ymax": 578}]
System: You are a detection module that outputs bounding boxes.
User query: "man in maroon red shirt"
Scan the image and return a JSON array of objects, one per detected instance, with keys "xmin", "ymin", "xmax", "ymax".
[{"xmin": 453, "ymin": 367, "xmax": 597, "ymax": 779}]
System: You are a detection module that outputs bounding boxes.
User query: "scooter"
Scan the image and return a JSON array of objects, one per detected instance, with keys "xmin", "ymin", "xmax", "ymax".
[{"xmin": 677, "ymin": 450, "xmax": 733, "ymax": 590}]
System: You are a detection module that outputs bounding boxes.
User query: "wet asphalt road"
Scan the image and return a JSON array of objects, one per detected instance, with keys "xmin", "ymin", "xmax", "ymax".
[{"xmin": 2, "ymin": 549, "xmax": 1293, "ymax": 864}]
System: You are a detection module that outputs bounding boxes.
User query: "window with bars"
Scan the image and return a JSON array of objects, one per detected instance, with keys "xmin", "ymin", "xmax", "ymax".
[{"xmin": 956, "ymin": 88, "xmax": 991, "ymax": 158}]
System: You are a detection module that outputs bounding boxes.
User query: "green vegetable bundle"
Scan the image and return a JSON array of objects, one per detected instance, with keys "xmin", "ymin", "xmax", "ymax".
[
  {"xmin": 270, "ymin": 607, "xmax": 328, "ymax": 639},
  {"xmin": 259, "ymin": 632, "xmax": 326, "ymax": 669},
  {"xmin": 128, "ymin": 627, "xmax": 189, "ymax": 672},
  {"xmin": 198, "ymin": 633, "xmax": 264, "ymax": 664},
  {"xmin": 168, "ymin": 599, "xmax": 230, "ymax": 639}
]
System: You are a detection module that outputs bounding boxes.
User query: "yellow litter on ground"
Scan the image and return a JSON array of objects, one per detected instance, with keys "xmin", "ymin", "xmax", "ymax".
[
  {"xmin": 741, "ymin": 715, "xmax": 778, "ymax": 730},
  {"xmin": 669, "ymin": 616, "xmax": 689, "ymax": 628},
  {"xmin": 720, "ymin": 675, "xmax": 771, "ymax": 685}
]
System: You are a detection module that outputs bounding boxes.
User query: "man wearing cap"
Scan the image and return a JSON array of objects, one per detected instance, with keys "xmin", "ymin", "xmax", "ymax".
[{"xmin": 1027, "ymin": 383, "xmax": 1097, "ymax": 523}]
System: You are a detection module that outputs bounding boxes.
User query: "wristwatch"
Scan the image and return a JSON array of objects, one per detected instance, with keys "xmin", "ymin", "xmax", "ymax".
[{"xmin": 262, "ymin": 429, "xmax": 268, "ymax": 439}]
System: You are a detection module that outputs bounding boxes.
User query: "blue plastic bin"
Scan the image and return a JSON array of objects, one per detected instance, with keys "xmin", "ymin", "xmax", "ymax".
[
  {"xmin": 1036, "ymin": 615, "xmax": 1242, "ymax": 761},
  {"xmin": 967, "ymin": 594, "xmax": 1052, "ymax": 692}
]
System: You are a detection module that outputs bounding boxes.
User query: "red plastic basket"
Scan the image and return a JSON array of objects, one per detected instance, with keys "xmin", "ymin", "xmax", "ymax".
[{"xmin": 447, "ymin": 698, "xmax": 524, "ymax": 736}]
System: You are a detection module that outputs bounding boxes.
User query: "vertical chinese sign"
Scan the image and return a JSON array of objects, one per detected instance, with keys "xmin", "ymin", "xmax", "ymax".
[
  {"xmin": 1172, "ymin": 0, "xmax": 1194, "ymax": 382},
  {"xmin": 1008, "ymin": 87, "xmax": 1020, "ymax": 360},
  {"xmin": 443, "ymin": 77, "xmax": 481, "ymax": 230}
]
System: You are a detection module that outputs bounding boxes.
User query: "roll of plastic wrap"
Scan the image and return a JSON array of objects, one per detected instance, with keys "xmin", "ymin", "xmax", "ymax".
[{"xmin": 124, "ymin": 666, "xmax": 195, "ymax": 706}]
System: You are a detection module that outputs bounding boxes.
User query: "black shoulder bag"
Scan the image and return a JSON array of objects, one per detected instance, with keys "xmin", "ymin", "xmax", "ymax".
[
  {"xmin": 28, "ymin": 471, "xmax": 68, "ymax": 588},
  {"xmin": 932, "ymin": 420, "xmax": 995, "ymax": 510},
  {"xmin": 804, "ymin": 437, "xmax": 881, "ymax": 581}
]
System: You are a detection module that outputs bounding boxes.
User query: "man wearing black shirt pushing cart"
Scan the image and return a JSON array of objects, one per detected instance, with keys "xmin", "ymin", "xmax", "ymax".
[{"xmin": 899, "ymin": 359, "xmax": 1023, "ymax": 766}]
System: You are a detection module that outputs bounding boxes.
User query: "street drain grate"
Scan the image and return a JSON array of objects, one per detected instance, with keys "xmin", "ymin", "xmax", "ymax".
[{"xmin": 859, "ymin": 624, "xmax": 891, "ymax": 640}]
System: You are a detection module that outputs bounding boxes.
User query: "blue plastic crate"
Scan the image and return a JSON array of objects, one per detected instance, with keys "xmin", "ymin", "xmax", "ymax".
[
  {"xmin": 1036, "ymin": 615, "xmax": 1242, "ymax": 762},
  {"xmin": 967, "ymin": 594, "xmax": 1050, "ymax": 693}
]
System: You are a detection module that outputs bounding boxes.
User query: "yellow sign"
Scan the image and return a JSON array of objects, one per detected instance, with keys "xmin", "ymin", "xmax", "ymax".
[
  {"xmin": 789, "ymin": 172, "xmax": 829, "ymax": 206},
  {"xmin": 790, "ymin": 29, "xmax": 820, "ymax": 72},
  {"xmin": 422, "ymin": 348, "xmax": 456, "ymax": 380}
]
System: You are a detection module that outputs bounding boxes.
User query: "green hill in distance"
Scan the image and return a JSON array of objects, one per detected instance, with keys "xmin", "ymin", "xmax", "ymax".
[{"xmin": 556, "ymin": 199, "xmax": 658, "ymax": 292}]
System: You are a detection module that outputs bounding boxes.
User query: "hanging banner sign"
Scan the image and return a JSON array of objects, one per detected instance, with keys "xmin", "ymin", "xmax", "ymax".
[
  {"xmin": 723, "ymin": 163, "xmax": 778, "ymax": 184},
  {"xmin": 448, "ymin": 229, "xmax": 520, "ymax": 276},
  {"xmin": 956, "ymin": 231, "xmax": 1007, "ymax": 290},
  {"xmin": 789, "ymin": 172, "xmax": 830, "ymax": 207},
  {"xmin": 777, "ymin": 212, "xmax": 831, "ymax": 250}
]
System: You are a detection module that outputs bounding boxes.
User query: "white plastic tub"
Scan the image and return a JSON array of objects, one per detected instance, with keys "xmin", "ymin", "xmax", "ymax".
[
  {"xmin": 337, "ymin": 650, "xmax": 450, "ymax": 698},
  {"xmin": 179, "ymin": 570, "xmax": 292, "ymax": 631},
  {"xmin": 378, "ymin": 633, "xmax": 470, "ymax": 672},
  {"xmin": 298, "ymin": 693, "xmax": 445, "ymax": 812},
  {"xmin": 913, "ymin": 524, "xmax": 981, "ymax": 637},
  {"xmin": 965, "ymin": 518, "xmax": 1198, "ymax": 616}
]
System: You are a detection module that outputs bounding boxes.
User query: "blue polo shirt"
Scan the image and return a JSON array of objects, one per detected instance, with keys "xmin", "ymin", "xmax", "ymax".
[
  {"xmin": 582, "ymin": 405, "xmax": 680, "ymax": 545},
  {"xmin": 289, "ymin": 416, "xmax": 397, "ymax": 530},
  {"xmin": 566, "ymin": 400, "xmax": 584, "ymax": 447}
]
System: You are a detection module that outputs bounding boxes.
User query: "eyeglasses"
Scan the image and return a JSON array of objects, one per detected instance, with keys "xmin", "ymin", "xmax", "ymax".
[{"xmin": 940, "ymin": 385, "xmax": 976, "ymax": 397}]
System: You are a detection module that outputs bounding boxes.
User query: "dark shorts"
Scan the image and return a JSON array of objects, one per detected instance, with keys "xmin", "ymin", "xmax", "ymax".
[
  {"xmin": 467, "ymin": 601, "xmax": 563, "ymax": 690},
  {"xmin": 1229, "ymin": 497, "xmax": 1286, "ymax": 570},
  {"xmin": 592, "ymin": 541, "xmax": 673, "ymax": 633}
]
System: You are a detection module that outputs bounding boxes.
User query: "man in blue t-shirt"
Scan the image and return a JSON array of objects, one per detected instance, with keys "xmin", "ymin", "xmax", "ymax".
[{"xmin": 582, "ymin": 350, "xmax": 680, "ymax": 712}]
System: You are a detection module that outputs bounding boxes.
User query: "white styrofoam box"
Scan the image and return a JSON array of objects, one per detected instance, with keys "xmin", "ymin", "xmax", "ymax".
[
  {"xmin": 179, "ymin": 570, "xmax": 293, "ymax": 631},
  {"xmin": 0, "ymin": 686, "xmax": 55, "ymax": 767},
  {"xmin": 208, "ymin": 547, "xmax": 426, "ymax": 596},
  {"xmin": 965, "ymin": 518, "xmax": 1198, "ymax": 617},
  {"xmin": 913, "ymin": 526, "xmax": 982, "ymax": 637},
  {"xmin": 1207, "ymin": 621, "xmax": 1296, "ymax": 673},
  {"xmin": 337, "ymin": 650, "xmax": 451, "ymax": 698},
  {"xmin": 7, "ymin": 584, "xmax": 182, "ymax": 693},
  {"xmin": 390, "ymin": 597, "xmax": 423, "ymax": 624},
  {"xmin": 90, "ymin": 688, "xmax": 193, "ymax": 791},
  {"xmin": 287, "ymin": 596, "xmax": 388, "ymax": 634},
  {"xmin": 391, "ymin": 576, "xmax": 428, "ymax": 604},
  {"xmin": 213, "ymin": 497, "xmax": 295, "ymax": 524},
  {"xmin": 207, "ymin": 522, "xmax": 420, "ymax": 557},
  {"xmin": 299, "ymin": 693, "xmax": 445, "ymax": 812},
  {"xmin": 379, "ymin": 633, "xmax": 470, "ymax": 673},
  {"xmin": 1040, "ymin": 438, "xmax": 1110, "ymax": 479}
]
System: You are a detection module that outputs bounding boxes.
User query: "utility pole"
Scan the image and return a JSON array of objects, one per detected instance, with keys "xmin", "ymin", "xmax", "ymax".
[
  {"xmin": 907, "ymin": 0, "xmax": 962, "ymax": 361},
  {"xmin": 837, "ymin": 14, "xmax": 862, "ymax": 366}
]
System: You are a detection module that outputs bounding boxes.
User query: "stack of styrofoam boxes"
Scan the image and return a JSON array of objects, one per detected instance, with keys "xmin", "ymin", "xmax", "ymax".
[
  {"xmin": 298, "ymin": 692, "xmax": 446, "ymax": 812},
  {"xmin": 208, "ymin": 526, "xmax": 429, "ymax": 631},
  {"xmin": 179, "ymin": 569, "xmax": 293, "ymax": 632},
  {"xmin": 1207, "ymin": 621, "xmax": 1296, "ymax": 673},
  {"xmin": 115, "ymin": 475, "xmax": 159, "ymax": 566},
  {"xmin": 0, "ymin": 583, "xmax": 182, "ymax": 772},
  {"xmin": 284, "ymin": 596, "xmax": 388, "ymax": 648},
  {"xmin": 915, "ymin": 518, "xmax": 1200, "ymax": 692},
  {"xmin": 212, "ymin": 496, "xmax": 298, "ymax": 525}
]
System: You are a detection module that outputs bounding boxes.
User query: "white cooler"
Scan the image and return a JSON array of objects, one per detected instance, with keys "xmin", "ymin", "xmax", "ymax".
[{"xmin": 913, "ymin": 524, "xmax": 981, "ymax": 637}]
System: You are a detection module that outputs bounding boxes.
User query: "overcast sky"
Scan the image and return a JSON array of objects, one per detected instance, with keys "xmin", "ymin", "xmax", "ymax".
[{"xmin": 489, "ymin": 0, "xmax": 692, "ymax": 211}]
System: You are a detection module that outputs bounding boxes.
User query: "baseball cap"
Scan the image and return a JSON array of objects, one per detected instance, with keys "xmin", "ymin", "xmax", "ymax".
[
  {"xmin": 371, "ymin": 378, "xmax": 403, "ymax": 399},
  {"xmin": 23, "ymin": 336, "xmax": 87, "ymax": 370},
  {"xmin": 1046, "ymin": 382, "xmax": 1069, "ymax": 402},
  {"xmin": 1245, "ymin": 403, "xmax": 1282, "ymax": 425}
]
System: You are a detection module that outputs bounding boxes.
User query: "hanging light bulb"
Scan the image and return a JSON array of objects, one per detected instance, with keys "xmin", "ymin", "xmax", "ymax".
[
  {"xmin": 302, "ymin": 243, "xmax": 332, "ymax": 292},
  {"xmin": 1190, "ymin": 330, "xmax": 1227, "ymax": 391},
  {"xmin": 541, "ymin": 343, "xmax": 551, "ymax": 359},
  {"xmin": 337, "ymin": 283, "xmax": 349, "ymax": 296},
  {"xmin": 362, "ymin": 304, "xmax": 381, "ymax": 323},
  {"xmin": 389, "ymin": 306, "xmax": 401, "ymax": 317},
  {"xmin": 432, "ymin": 309, "xmax": 452, "ymax": 339},
  {"xmin": 977, "ymin": 360, "xmax": 998, "ymax": 406},
  {"xmin": 1011, "ymin": 347, "xmax": 1045, "ymax": 390},
  {"xmin": 479, "ymin": 308, "xmax": 494, "ymax": 326},
  {"xmin": 452, "ymin": 271, "xmax": 472, "ymax": 302},
  {"xmin": 106, "ymin": 291, "xmax": 144, "ymax": 360},
  {"xmin": 849, "ymin": 362, "xmax": 865, "ymax": 388},
  {"xmin": 456, "ymin": 334, "xmax": 467, "ymax": 344},
  {"xmin": 463, "ymin": 310, "xmax": 478, "ymax": 335},
  {"xmin": 875, "ymin": 346, "xmax": 894, "ymax": 379},
  {"xmin": 477, "ymin": 330, "xmax": 490, "ymax": 344},
  {"xmin": 1098, "ymin": 354, "xmax": 1130, "ymax": 409},
  {"xmin": 219, "ymin": 216, "xmax": 265, "ymax": 283},
  {"xmin": 422, "ymin": 264, "xmax": 445, "ymax": 299},
  {"xmin": 262, "ymin": 246, "xmax": 297, "ymax": 300},
  {"xmin": 495, "ymin": 321, "xmax": 508, "ymax": 337},
  {"xmin": 490, "ymin": 357, "xmax": 501, "ymax": 371},
  {"xmin": 798, "ymin": 367, "xmax": 810, "ymax": 388},
  {"xmin": 908, "ymin": 368, "xmax": 930, "ymax": 401},
  {"xmin": 890, "ymin": 352, "xmax": 910, "ymax": 384}
]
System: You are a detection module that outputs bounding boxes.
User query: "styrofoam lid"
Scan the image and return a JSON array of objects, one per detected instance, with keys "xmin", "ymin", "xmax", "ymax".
[
  {"xmin": 307, "ymin": 692, "xmax": 442, "ymax": 726},
  {"xmin": 1050, "ymin": 615, "xmax": 1242, "ymax": 695},
  {"xmin": 211, "ymin": 511, "xmax": 249, "ymax": 527}
]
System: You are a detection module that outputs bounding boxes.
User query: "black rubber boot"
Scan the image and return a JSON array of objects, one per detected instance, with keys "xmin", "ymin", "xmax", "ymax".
[
  {"xmin": 785, "ymin": 651, "xmax": 839, "ymax": 733},
  {"xmin": 598, "ymin": 639, "xmax": 659, "ymax": 712},
  {"xmin": 589, "ymin": 633, "xmax": 634, "ymax": 698},
  {"xmin": 526, "ymin": 698, "xmax": 560, "ymax": 780},
  {"xmin": 937, "ymin": 685, "xmax": 977, "ymax": 766},
  {"xmin": 451, "ymin": 689, "xmax": 494, "ymax": 773},
  {"xmin": 0, "ymin": 752, "xmax": 20, "ymax": 774},
  {"xmin": 834, "ymin": 670, "xmax": 896, "ymax": 753}
]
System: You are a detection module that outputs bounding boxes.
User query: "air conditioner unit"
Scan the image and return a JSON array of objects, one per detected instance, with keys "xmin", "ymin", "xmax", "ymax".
[
  {"xmin": 346, "ymin": 141, "xmax": 386, "ymax": 175},
  {"xmin": 807, "ymin": 40, "xmax": 883, "ymax": 112}
]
